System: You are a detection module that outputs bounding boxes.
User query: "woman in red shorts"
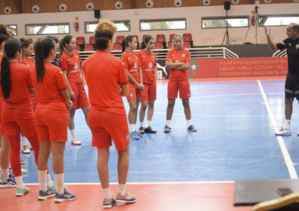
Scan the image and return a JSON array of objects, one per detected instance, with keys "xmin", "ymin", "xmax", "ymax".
[
  {"xmin": 138, "ymin": 35, "xmax": 157, "ymax": 134},
  {"xmin": 59, "ymin": 35, "xmax": 89, "ymax": 145},
  {"xmin": 121, "ymin": 35, "xmax": 144, "ymax": 140},
  {"xmin": 33, "ymin": 38, "xmax": 76, "ymax": 202},
  {"xmin": 83, "ymin": 19, "xmax": 136, "ymax": 208},
  {"xmin": 164, "ymin": 34, "xmax": 197, "ymax": 133}
]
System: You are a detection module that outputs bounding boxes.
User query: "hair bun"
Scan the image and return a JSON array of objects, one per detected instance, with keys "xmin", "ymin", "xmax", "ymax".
[{"xmin": 95, "ymin": 19, "xmax": 116, "ymax": 36}]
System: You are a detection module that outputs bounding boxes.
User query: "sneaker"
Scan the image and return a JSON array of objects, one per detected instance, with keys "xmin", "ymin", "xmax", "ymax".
[
  {"xmin": 139, "ymin": 127, "xmax": 145, "ymax": 134},
  {"xmin": 103, "ymin": 197, "xmax": 116, "ymax": 209},
  {"xmin": 21, "ymin": 159, "xmax": 25, "ymax": 164},
  {"xmin": 116, "ymin": 192, "xmax": 136, "ymax": 204},
  {"xmin": 48, "ymin": 181, "xmax": 56, "ymax": 191},
  {"xmin": 164, "ymin": 125, "xmax": 172, "ymax": 133},
  {"xmin": 21, "ymin": 145, "xmax": 31, "ymax": 154},
  {"xmin": 21, "ymin": 169, "xmax": 28, "ymax": 174},
  {"xmin": 55, "ymin": 189, "xmax": 76, "ymax": 203},
  {"xmin": 137, "ymin": 132, "xmax": 143, "ymax": 137},
  {"xmin": 16, "ymin": 186, "xmax": 30, "ymax": 196},
  {"xmin": 38, "ymin": 188, "xmax": 55, "ymax": 200},
  {"xmin": 187, "ymin": 125, "xmax": 197, "ymax": 132},
  {"xmin": 0, "ymin": 174, "xmax": 17, "ymax": 188},
  {"xmin": 130, "ymin": 131, "xmax": 140, "ymax": 140},
  {"xmin": 275, "ymin": 127, "xmax": 291, "ymax": 136},
  {"xmin": 71, "ymin": 137, "xmax": 82, "ymax": 145},
  {"xmin": 144, "ymin": 126, "xmax": 157, "ymax": 134}
]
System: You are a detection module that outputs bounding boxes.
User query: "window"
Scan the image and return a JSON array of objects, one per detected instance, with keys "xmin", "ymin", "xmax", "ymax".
[
  {"xmin": 259, "ymin": 15, "xmax": 299, "ymax": 26},
  {"xmin": 25, "ymin": 23, "xmax": 70, "ymax": 35},
  {"xmin": 85, "ymin": 20, "xmax": 130, "ymax": 33},
  {"xmin": 140, "ymin": 19, "xmax": 186, "ymax": 31},
  {"xmin": 202, "ymin": 17, "xmax": 249, "ymax": 28},
  {"xmin": 6, "ymin": 24, "xmax": 17, "ymax": 36}
]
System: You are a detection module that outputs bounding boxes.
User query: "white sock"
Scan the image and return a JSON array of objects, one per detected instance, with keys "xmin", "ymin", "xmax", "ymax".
[
  {"xmin": 1, "ymin": 168, "xmax": 9, "ymax": 180},
  {"xmin": 285, "ymin": 120, "xmax": 291, "ymax": 131},
  {"xmin": 38, "ymin": 170, "xmax": 48, "ymax": 191},
  {"xmin": 146, "ymin": 120, "xmax": 151, "ymax": 128},
  {"xmin": 187, "ymin": 120, "xmax": 192, "ymax": 127},
  {"xmin": 21, "ymin": 136, "xmax": 27, "ymax": 146},
  {"xmin": 140, "ymin": 122, "xmax": 144, "ymax": 127},
  {"xmin": 15, "ymin": 176, "xmax": 25, "ymax": 188},
  {"xmin": 103, "ymin": 188, "xmax": 112, "ymax": 198},
  {"xmin": 47, "ymin": 173, "xmax": 52, "ymax": 186},
  {"xmin": 70, "ymin": 129, "xmax": 77, "ymax": 138},
  {"xmin": 54, "ymin": 173, "xmax": 64, "ymax": 194},
  {"xmin": 129, "ymin": 124, "xmax": 136, "ymax": 132},
  {"xmin": 166, "ymin": 120, "xmax": 171, "ymax": 127},
  {"xmin": 118, "ymin": 184, "xmax": 126, "ymax": 195}
]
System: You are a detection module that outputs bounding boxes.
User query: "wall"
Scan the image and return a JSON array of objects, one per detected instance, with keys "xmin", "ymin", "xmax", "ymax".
[{"xmin": 0, "ymin": 2, "xmax": 298, "ymax": 46}]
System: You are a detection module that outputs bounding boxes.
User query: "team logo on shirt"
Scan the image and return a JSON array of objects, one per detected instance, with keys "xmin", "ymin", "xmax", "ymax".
[
  {"xmin": 182, "ymin": 54, "xmax": 186, "ymax": 57},
  {"xmin": 130, "ymin": 93, "xmax": 134, "ymax": 97},
  {"xmin": 74, "ymin": 63, "xmax": 78, "ymax": 69},
  {"xmin": 75, "ymin": 55, "xmax": 78, "ymax": 59},
  {"xmin": 149, "ymin": 62, "xmax": 153, "ymax": 68},
  {"xmin": 134, "ymin": 62, "xmax": 138, "ymax": 69},
  {"xmin": 296, "ymin": 44, "xmax": 299, "ymax": 50},
  {"xmin": 152, "ymin": 55, "xmax": 155, "ymax": 59}
]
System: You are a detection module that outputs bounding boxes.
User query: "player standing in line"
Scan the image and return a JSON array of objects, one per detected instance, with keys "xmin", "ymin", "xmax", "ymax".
[
  {"xmin": 121, "ymin": 36, "xmax": 144, "ymax": 140},
  {"xmin": 46, "ymin": 36, "xmax": 60, "ymax": 67},
  {"xmin": 138, "ymin": 36, "xmax": 157, "ymax": 134},
  {"xmin": 265, "ymin": 23, "xmax": 299, "ymax": 136},
  {"xmin": 83, "ymin": 19, "xmax": 136, "ymax": 208},
  {"xmin": 164, "ymin": 34, "xmax": 197, "ymax": 133},
  {"xmin": 33, "ymin": 38, "xmax": 76, "ymax": 202},
  {"xmin": 59, "ymin": 35, "xmax": 89, "ymax": 145},
  {"xmin": 0, "ymin": 34, "xmax": 16, "ymax": 188}
]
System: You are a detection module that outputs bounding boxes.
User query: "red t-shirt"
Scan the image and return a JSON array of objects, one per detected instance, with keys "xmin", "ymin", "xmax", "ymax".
[
  {"xmin": 121, "ymin": 50, "xmax": 140, "ymax": 82},
  {"xmin": 32, "ymin": 62, "xmax": 67, "ymax": 111},
  {"xmin": 0, "ymin": 54, "xmax": 3, "ymax": 99},
  {"xmin": 2, "ymin": 62, "xmax": 33, "ymax": 109},
  {"xmin": 138, "ymin": 49, "xmax": 156, "ymax": 85},
  {"xmin": 19, "ymin": 57, "xmax": 35, "ymax": 72},
  {"xmin": 83, "ymin": 50, "xmax": 128, "ymax": 112},
  {"xmin": 166, "ymin": 48, "xmax": 191, "ymax": 81},
  {"xmin": 59, "ymin": 50, "xmax": 82, "ymax": 84}
]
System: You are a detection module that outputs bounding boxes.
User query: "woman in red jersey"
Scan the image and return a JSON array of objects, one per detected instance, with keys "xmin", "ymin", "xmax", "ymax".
[
  {"xmin": 19, "ymin": 38, "xmax": 36, "ymax": 154},
  {"xmin": 121, "ymin": 35, "xmax": 144, "ymax": 140},
  {"xmin": 83, "ymin": 19, "xmax": 136, "ymax": 209},
  {"xmin": 0, "ymin": 34, "xmax": 16, "ymax": 188},
  {"xmin": 1, "ymin": 38, "xmax": 43, "ymax": 196},
  {"xmin": 59, "ymin": 35, "xmax": 89, "ymax": 145},
  {"xmin": 164, "ymin": 34, "xmax": 197, "ymax": 133},
  {"xmin": 33, "ymin": 38, "xmax": 76, "ymax": 202},
  {"xmin": 138, "ymin": 35, "xmax": 157, "ymax": 134}
]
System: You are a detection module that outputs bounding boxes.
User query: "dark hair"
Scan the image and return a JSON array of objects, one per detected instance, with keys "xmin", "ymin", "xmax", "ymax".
[
  {"xmin": 121, "ymin": 35, "xmax": 135, "ymax": 53},
  {"xmin": 34, "ymin": 38, "xmax": 55, "ymax": 82},
  {"xmin": 59, "ymin": 35, "xmax": 73, "ymax": 58},
  {"xmin": 1, "ymin": 38, "xmax": 22, "ymax": 99},
  {"xmin": 141, "ymin": 35, "xmax": 154, "ymax": 50},
  {"xmin": 0, "ymin": 24, "xmax": 10, "ymax": 37},
  {"xmin": 293, "ymin": 24, "xmax": 299, "ymax": 33},
  {"xmin": 0, "ymin": 34, "xmax": 9, "ymax": 46},
  {"xmin": 95, "ymin": 30, "xmax": 113, "ymax": 50},
  {"xmin": 20, "ymin": 38, "xmax": 33, "ymax": 49},
  {"xmin": 47, "ymin": 36, "xmax": 59, "ymax": 44}
]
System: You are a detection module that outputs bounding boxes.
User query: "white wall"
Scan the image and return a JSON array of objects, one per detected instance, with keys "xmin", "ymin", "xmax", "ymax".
[{"xmin": 0, "ymin": 2, "xmax": 298, "ymax": 46}]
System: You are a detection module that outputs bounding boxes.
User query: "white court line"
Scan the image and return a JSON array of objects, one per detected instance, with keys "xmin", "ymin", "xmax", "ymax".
[
  {"xmin": 154, "ymin": 112, "xmax": 269, "ymax": 117},
  {"xmin": 257, "ymin": 80, "xmax": 298, "ymax": 179}
]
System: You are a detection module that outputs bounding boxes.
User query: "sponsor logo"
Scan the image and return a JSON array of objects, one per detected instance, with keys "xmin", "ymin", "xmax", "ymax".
[
  {"xmin": 134, "ymin": 62, "xmax": 137, "ymax": 69},
  {"xmin": 296, "ymin": 44, "xmax": 299, "ymax": 50},
  {"xmin": 149, "ymin": 62, "xmax": 153, "ymax": 68},
  {"xmin": 74, "ymin": 63, "xmax": 78, "ymax": 69},
  {"xmin": 175, "ymin": 60, "xmax": 180, "ymax": 63}
]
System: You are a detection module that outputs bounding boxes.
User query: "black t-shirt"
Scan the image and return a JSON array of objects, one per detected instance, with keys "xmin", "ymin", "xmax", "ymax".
[
  {"xmin": 51, "ymin": 55, "xmax": 60, "ymax": 67},
  {"xmin": 276, "ymin": 38, "xmax": 299, "ymax": 75}
]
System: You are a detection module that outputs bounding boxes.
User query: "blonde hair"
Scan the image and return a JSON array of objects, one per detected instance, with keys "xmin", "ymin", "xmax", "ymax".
[{"xmin": 95, "ymin": 19, "xmax": 117, "ymax": 36}]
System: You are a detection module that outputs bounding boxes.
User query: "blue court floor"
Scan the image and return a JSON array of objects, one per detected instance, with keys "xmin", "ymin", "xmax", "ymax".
[{"xmin": 21, "ymin": 79, "xmax": 299, "ymax": 184}]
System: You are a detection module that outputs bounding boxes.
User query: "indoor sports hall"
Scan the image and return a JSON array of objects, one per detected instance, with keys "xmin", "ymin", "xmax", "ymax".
[{"xmin": 0, "ymin": 0, "xmax": 299, "ymax": 210}]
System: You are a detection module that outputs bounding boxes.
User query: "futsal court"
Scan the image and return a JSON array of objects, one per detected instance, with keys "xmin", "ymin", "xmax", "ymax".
[{"xmin": 1, "ymin": 76, "xmax": 298, "ymax": 210}]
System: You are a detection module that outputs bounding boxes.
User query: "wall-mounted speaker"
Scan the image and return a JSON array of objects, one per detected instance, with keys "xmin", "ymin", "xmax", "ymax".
[
  {"xmin": 174, "ymin": 0, "xmax": 182, "ymax": 7},
  {"xmin": 294, "ymin": 0, "xmax": 299, "ymax": 2},
  {"xmin": 203, "ymin": 0, "xmax": 210, "ymax": 6},
  {"xmin": 231, "ymin": 0, "xmax": 240, "ymax": 4},
  {"xmin": 146, "ymin": 0, "xmax": 154, "ymax": 8},
  {"xmin": 4, "ymin": 7, "xmax": 11, "ymax": 14},
  {"xmin": 224, "ymin": 1, "xmax": 230, "ymax": 10},
  {"xmin": 94, "ymin": 10, "xmax": 101, "ymax": 19},
  {"xmin": 32, "ymin": 5, "xmax": 40, "ymax": 13},
  {"xmin": 59, "ymin": 3, "xmax": 67, "ymax": 12},
  {"xmin": 264, "ymin": 0, "xmax": 271, "ymax": 3},
  {"xmin": 115, "ymin": 1, "xmax": 123, "ymax": 9},
  {"xmin": 86, "ymin": 2, "xmax": 94, "ymax": 11}
]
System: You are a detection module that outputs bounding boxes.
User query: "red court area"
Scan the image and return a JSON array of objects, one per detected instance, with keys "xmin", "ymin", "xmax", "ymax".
[{"xmin": 0, "ymin": 182, "xmax": 252, "ymax": 211}]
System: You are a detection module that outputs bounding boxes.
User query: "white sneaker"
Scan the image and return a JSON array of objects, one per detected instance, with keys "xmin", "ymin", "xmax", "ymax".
[
  {"xmin": 275, "ymin": 127, "xmax": 291, "ymax": 136},
  {"xmin": 71, "ymin": 137, "xmax": 82, "ymax": 145},
  {"xmin": 21, "ymin": 145, "xmax": 31, "ymax": 154}
]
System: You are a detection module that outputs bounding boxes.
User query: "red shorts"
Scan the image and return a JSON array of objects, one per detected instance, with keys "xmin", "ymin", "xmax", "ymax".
[
  {"xmin": 70, "ymin": 82, "xmax": 90, "ymax": 109},
  {"xmin": 88, "ymin": 107, "xmax": 129, "ymax": 151},
  {"xmin": 126, "ymin": 82, "xmax": 142, "ymax": 101},
  {"xmin": 0, "ymin": 101, "xmax": 4, "ymax": 136},
  {"xmin": 2, "ymin": 108, "xmax": 37, "ymax": 137},
  {"xmin": 167, "ymin": 80, "xmax": 191, "ymax": 99},
  {"xmin": 34, "ymin": 107, "xmax": 69, "ymax": 142},
  {"xmin": 31, "ymin": 94, "xmax": 38, "ymax": 111},
  {"xmin": 141, "ymin": 81, "xmax": 156, "ymax": 102}
]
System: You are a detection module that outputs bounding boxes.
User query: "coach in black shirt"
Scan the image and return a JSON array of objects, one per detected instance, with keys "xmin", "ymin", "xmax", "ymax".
[{"xmin": 265, "ymin": 23, "xmax": 299, "ymax": 136}]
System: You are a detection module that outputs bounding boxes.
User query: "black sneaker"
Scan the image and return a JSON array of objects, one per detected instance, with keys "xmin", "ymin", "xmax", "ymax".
[
  {"xmin": 187, "ymin": 125, "xmax": 197, "ymax": 132},
  {"xmin": 144, "ymin": 126, "xmax": 157, "ymax": 134},
  {"xmin": 164, "ymin": 125, "xmax": 171, "ymax": 133},
  {"xmin": 139, "ymin": 127, "xmax": 145, "ymax": 134}
]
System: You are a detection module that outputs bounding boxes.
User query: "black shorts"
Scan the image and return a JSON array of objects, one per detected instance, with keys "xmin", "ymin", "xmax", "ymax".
[{"xmin": 285, "ymin": 74, "xmax": 299, "ymax": 100}]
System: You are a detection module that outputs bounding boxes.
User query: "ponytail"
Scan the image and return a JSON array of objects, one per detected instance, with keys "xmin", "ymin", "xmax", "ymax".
[
  {"xmin": 59, "ymin": 35, "xmax": 73, "ymax": 58},
  {"xmin": 121, "ymin": 35, "xmax": 134, "ymax": 53}
]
